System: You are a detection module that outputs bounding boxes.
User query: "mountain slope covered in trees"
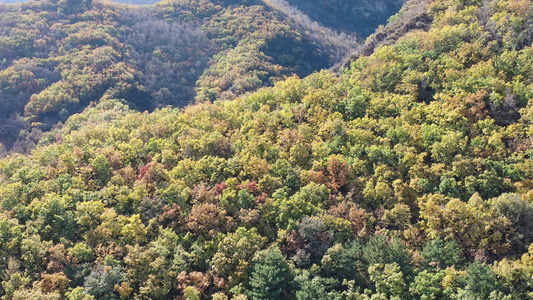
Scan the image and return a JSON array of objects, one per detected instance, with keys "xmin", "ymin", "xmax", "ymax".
[
  {"xmin": 0, "ymin": 0, "xmax": 359, "ymax": 153},
  {"xmin": 0, "ymin": 0, "xmax": 405, "ymax": 38},
  {"xmin": 2, "ymin": 0, "xmax": 533, "ymax": 299},
  {"xmin": 284, "ymin": 0, "xmax": 405, "ymax": 37}
]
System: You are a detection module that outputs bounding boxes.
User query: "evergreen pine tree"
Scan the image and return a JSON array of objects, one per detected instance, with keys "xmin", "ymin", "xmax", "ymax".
[{"xmin": 247, "ymin": 248, "xmax": 294, "ymax": 300}]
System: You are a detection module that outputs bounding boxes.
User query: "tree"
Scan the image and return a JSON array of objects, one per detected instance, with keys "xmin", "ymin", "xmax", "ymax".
[
  {"xmin": 84, "ymin": 264, "xmax": 125, "ymax": 300},
  {"xmin": 462, "ymin": 262, "xmax": 502, "ymax": 299},
  {"xmin": 212, "ymin": 227, "xmax": 267, "ymax": 288},
  {"xmin": 419, "ymin": 193, "xmax": 512, "ymax": 259},
  {"xmin": 2, "ymin": 272, "xmax": 32, "ymax": 300},
  {"xmin": 320, "ymin": 242, "xmax": 365, "ymax": 288},
  {"xmin": 65, "ymin": 287, "xmax": 95, "ymax": 300},
  {"xmin": 420, "ymin": 238, "xmax": 463, "ymax": 269},
  {"xmin": 120, "ymin": 214, "xmax": 147, "ymax": 245},
  {"xmin": 264, "ymin": 183, "xmax": 328, "ymax": 229},
  {"xmin": 246, "ymin": 247, "xmax": 295, "ymax": 300},
  {"xmin": 368, "ymin": 262, "xmax": 407, "ymax": 299},
  {"xmin": 363, "ymin": 235, "xmax": 411, "ymax": 277},
  {"xmin": 294, "ymin": 273, "xmax": 332, "ymax": 300},
  {"xmin": 58, "ymin": 0, "xmax": 92, "ymax": 15},
  {"xmin": 493, "ymin": 193, "xmax": 533, "ymax": 254},
  {"xmin": 292, "ymin": 216, "xmax": 334, "ymax": 267},
  {"xmin": 409, "ymin": 269, "xmax": 445, "ymax": 300},
  {"xmin": 186, "ymin": 203, "xmax": 234, "ymax": 238},
  {"xmin": 28, "ymin": 193, "xmax": 77, "ymax": 242}
]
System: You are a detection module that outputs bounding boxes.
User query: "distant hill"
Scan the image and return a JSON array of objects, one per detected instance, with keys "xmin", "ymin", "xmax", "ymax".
[
  {"xmin": 285, "ymin": 0, "xmax": 405, "ymax": 37},
  {"xmin": 101, "ymin": 0, "xmax": 159, "ymax": 3},
  {"xmin": 0, "ymin": 0, "xmax": 368, "ymax": 152},
  {"xmin": 0, "ymin": 0, "xmax": 404, "ymax": 37},
  {"xmin": 0, "ymin": 0, "xmax": 159, "ymax": 2}
]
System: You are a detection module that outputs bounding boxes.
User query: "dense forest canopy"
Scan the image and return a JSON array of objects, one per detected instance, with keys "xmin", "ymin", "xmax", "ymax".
[
  {"xmin": 0, "ymin": 0, "xmax": 405, "ymax": 37},
  {"xmin": 2, "ymin": 0, "xmax": 533, "ymax": 299},
  {"xmin": 0, "ymin": 0, "xmax": 363, "ymax": 154},
  {"xmin": 283, "ymin": 0, "xmax": 405, "ymax": 37}
]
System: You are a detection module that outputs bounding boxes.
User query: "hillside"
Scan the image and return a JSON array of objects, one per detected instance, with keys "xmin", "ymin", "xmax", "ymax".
[
  {"xmin": 3, "ymin": 0, "xmax": 533, "ymax": 299},
  {"xmin": 0, "ymin": 0, "xmax": 405, "ymax": 37},
  {"xmin": 285, "ymin": 0, "xmax": 405, "ymax": 37},
  {"xmin": 0, "ymin": 0, "xmax": 359, "ymax": 153}
]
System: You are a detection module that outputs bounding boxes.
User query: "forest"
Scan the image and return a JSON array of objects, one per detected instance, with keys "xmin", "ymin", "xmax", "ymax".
[
  {"xmin": 2, "ymin": 0, "xmax": 533, "ymax": 299},
  {"xmin": 0, "ymin": 0, "xmax": 365, "ymax": 154}
]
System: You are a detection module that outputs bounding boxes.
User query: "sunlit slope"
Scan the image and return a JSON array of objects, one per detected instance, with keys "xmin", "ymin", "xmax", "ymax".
[{"xmin": 2, "ymin": 0, "xmax": 533, "ymax": 298}]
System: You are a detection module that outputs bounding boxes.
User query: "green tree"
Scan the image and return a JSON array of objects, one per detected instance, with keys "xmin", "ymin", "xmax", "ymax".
[
  {"xmin": 493, "ymin": 193, "xmax": 533, "ymax": 254},
  {"xmin": 84, "ymin": 264, "xmax": 125, "ymax": 300},
  {"xmin": 420, "ymin": 238, "xmax": 463, "ymax": 269},
  {"xmin": 462, "ymin": 262, "xmax": 502, "ymax": 299},
  {"xmin": 320, "ymin": 240, "xmax": 364, "ymax": 283},
  {"xmin": 363, "ymin": 235, "xmax": 411, "ymax": 277},
  {"xmin": 246, "ymin": 247, "xmax": 295, "ymax": 300},
  {"xmin": 58, "ymin": 0, "xmax": 92, "ymax": 15},
  {"xmin": 295, "ymin": 273, "xmax": 332, "ymax": 300},
  {"xmin": 409, "ymin": 269, "xmax": 445, "ymax": 300}
]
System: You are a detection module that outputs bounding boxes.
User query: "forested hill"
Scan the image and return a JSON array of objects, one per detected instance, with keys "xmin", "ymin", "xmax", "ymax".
[
  {"xmin": 0, "ymin": 0, "xmax": 405, "ymax": 37},
  {"xmin": 0, "ymin": 0, "xmax": 364, "ymax": 154},
  {"xmin": 3, "ymin": 0, "xmax": 533, "ymax": 299},
  {"xmin": 284, "ymin": 0, "xmax": 405, "ymax": 37}
]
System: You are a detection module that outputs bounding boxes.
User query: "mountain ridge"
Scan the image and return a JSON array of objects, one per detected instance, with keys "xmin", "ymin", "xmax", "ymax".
[{"xmin": 0, "ymin": 0, "xmax": 390, "ymax": 154}]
